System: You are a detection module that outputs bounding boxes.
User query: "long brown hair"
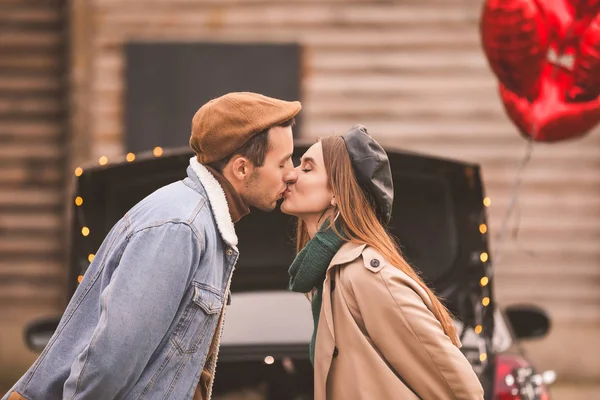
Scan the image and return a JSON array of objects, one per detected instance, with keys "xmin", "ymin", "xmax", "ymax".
[{"xmin": 296, "ymin": 136, "xmax": 460, "ymax": 347}]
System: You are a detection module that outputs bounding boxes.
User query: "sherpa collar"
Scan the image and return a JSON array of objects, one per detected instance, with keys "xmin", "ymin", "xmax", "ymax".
[{"xmin": 189, "ymin": 157, "xmax": 238, "ymax": 249}]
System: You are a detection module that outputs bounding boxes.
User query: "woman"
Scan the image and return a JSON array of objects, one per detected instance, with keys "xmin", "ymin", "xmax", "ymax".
[{"xmin": 281, "ymin": 125, "xmax": 484, "ymax": 399}]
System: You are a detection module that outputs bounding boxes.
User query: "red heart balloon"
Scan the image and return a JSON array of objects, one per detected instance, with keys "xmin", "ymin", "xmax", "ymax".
[
  {"xmin": 480, "ymin": 0, "xmax": 548, "ymax": 100},
  {"xmin": 570, "ymin": 12, "xmax": 600, "ymax": 100},
  {"xmin": 500, "ymin": 74, "xmax": 600, "ymax": 142},
  {"xmin": 481, "ymin": 0, "xmax": 600, "ymax": 142}
]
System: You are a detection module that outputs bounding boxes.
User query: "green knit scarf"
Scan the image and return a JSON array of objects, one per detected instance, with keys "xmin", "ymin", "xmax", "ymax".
[{"xmin": 288, "ymin": 220, "xmax": 346, "ymax": 365}]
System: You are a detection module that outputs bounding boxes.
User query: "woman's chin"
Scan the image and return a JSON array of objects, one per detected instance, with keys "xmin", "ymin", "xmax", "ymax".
[{"xmin": 279, "ymin": 200, "xmax": 296, "ymax": 216}]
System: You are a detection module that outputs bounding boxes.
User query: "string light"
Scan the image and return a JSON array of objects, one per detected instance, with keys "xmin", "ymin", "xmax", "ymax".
[
  {"xmin": 75, "ymin": 196, "xmax": 83, "ymax": 206},
  {"xmin": 81, "ymin": 226, "xmax": 90, "ymax": 236},
  {"xmin": 74, "ymin": 167, "xmax": 83, "ymax": 177},
  {"xmin": 88, "ymin": 254, "xmax": 95, "ymax": 262},
  {"xmin": 78, "ymin": 275, "xmax": 84, "ymax": 283},
  {"xmin": 99, "ymin": 156, "xmax": 108, "ymax": 165},
  {"xmin": 483, "ymin": 197, "xmax": 491, "ymax": 207},
  {"xmin": 476, "ymin": 210, "xmax": 491, "ymax": 369},
  {"xmin": 126, "ymin": 152, "xmax": 136, "ymax": 162},
  {"xmin": 264, "ymin": 356, "xmax": 275, "ymax": 365},
  {"xmin": 153, "ymin": 147, "xmax": 163, "ymax": 157}
]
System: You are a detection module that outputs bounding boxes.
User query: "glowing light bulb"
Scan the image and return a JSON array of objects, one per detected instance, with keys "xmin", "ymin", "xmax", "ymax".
[
  {"xmin": 74, "ymin": 167, "xmax": 83, "ymax": 177},
  {"xmin": 81, "ymin": 227, "xmax": 90, "ymax": 236},
  {"xmin": 264, "ymin": 356, "xmax": 275, "ymax": 365},
  {"xmin": 99, "ymin": 156, "xmax": 108, "ymax": 165},
  {"xmin": 153, "ymin": 147, "xmax": 163, "ymax": 157},
  {"xmin": 75, "ymin": 196, "xmax": 83, "ymax": 206},
  {"xmin": 126, "ymin": 153, "xmax": 136, "ymax": 162}
]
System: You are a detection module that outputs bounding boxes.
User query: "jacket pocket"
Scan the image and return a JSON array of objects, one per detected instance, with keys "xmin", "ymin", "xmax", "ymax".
[
  {"xmin": 171, "ymin": 284, "xmax": 223, "ymax": 354},
  {"xmin": 192, "ymin": 284, "xmax": 223, "ymax": 315}
]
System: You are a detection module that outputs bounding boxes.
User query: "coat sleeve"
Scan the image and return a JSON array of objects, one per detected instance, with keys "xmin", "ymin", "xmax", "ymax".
[
  {"xmin": 63, "ymin": 222, "xmax": 203, "ymax": 399},
  {"xmin": 348, "ymin": 261, "xmax": 485, "ymax": 400}
]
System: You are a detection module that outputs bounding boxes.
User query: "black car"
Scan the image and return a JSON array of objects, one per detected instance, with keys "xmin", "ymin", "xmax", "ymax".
[{"xmin": 25, "ymin": 144, "xmax": 555, "ymax": 399}]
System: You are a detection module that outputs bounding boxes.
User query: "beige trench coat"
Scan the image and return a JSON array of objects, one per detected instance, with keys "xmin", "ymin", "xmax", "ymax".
[{"xmin": 313, "ymin": 242, "xmax": 484, "ymax": 400}]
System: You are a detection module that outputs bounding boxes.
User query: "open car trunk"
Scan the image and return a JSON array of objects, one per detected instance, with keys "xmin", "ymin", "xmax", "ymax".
[{"xmin": 69, "ymin": 144, "xmax": 495, "ymax": 398}]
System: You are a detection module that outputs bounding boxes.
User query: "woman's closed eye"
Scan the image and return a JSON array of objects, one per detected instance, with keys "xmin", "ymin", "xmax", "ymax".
[{"xmin": 299, "ymin": 156, "xmax": 315, "ymax": 172}]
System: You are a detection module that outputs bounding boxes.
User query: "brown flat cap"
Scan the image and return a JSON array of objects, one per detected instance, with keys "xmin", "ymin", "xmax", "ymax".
[{"xmin": 190, "ymin": 92, "xmax": 302, "ymax": 164}]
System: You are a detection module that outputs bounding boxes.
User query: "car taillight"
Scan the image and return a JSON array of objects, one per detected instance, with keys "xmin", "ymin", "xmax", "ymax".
[{"xmin": 494, "ymin": 354, "xmax": 551, "ymax": 400}]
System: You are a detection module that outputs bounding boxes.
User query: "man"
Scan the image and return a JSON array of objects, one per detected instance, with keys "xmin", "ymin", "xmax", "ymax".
[{"xmin": 3, "ymin": 92, "xmax": 301, "ymax": 400}]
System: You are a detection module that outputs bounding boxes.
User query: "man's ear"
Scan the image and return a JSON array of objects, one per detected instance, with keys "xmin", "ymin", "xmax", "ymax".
[{"xmin": 229, "ymin": 155, "xmax": 254, "ymax": 181}]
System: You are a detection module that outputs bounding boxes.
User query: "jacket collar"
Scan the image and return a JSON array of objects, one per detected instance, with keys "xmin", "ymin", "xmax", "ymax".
[
  {"xmin": 188, "ymin": 156, "xmax": 238, "ymax": 249},
  {"xmin": 328, "ymin": 241, "xmax": 367, "ymax": 271},
  {"xmin": 203, "ymin": 164, "xmax": 250, "ymax": 224}
]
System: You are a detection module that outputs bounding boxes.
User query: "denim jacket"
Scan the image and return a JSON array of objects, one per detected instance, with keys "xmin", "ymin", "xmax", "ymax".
[{"xmin": 3, "ymin": 158, "xmax": 239, "ymax": 400}]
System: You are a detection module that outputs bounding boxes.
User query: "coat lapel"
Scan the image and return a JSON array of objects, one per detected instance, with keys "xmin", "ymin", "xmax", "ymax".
[
  {"xmin": 328, "ymin": 242, "xmax": 366, "ymax": 272},
  {"xmin": 314, "ymin": 241, "xmax": 367, "ymax": 399},
  {"xmin": 322, "ymin": 242, "xmax": 365, "ymax": 339}
]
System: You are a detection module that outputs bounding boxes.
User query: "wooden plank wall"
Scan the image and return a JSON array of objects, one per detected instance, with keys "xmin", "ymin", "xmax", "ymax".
[
  {"xmin": 67, "ymin": 0, "xmax": 600, "ymax": 383},
  {"xmin": 0, "ymin": 0, "xmax": 67, "ymax": 386},
  {"xmin": 0, "ymin": 0, "xmax": 67, "ymax": 307}
]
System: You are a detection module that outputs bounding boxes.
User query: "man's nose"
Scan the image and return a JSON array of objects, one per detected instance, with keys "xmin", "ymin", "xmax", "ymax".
[{"xmin": 284, "ymin": 167, "xmax": 298, "ymax": 184}]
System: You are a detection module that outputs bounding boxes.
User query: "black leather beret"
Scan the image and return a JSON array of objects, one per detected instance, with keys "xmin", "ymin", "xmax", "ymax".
[{"xmin": 341, "ymin": 124, "xmax": 394, "ymax": 224}]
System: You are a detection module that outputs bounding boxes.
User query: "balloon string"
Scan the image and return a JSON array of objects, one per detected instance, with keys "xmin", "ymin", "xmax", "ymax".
[{"xmin": 492, "ymin": 134, "xmax": 536, "ymax": 268}]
